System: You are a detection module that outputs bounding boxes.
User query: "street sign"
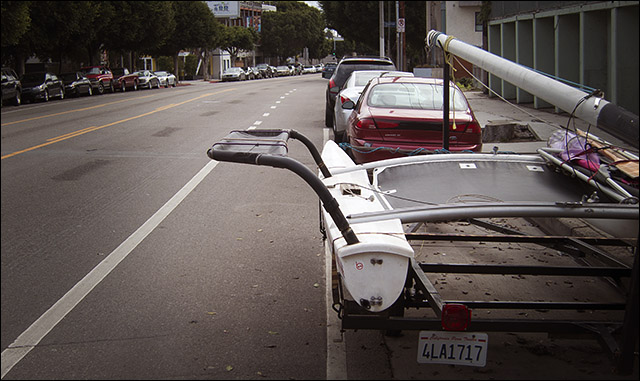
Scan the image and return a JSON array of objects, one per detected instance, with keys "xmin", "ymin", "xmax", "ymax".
[{"xmin": 397, "ymin": 18, "xmax": 405, "ymax": 32}]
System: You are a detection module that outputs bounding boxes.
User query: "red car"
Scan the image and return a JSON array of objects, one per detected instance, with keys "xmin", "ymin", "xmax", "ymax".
[
  {"xmin": 79, "ymin": 66, "xmax": 114, "ymax": 95},
  {"xmin": 344, "ymin": 76, "xmax": 482, "ymax": 163},
  {"xmin": 111, "ymin": 68, "xmax": 139, "ymax": 92}
]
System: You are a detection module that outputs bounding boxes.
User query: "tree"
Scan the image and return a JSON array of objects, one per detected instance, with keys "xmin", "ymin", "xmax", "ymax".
[
  {"xmin": 320, "ymin": 1, "xmax": 426, "ymax": 69},
  {"xmin": 1, "ymin": 1, "xmax": 31, "ymax": 47},
  {"xmin": 261, "ymin": 1, "xmax": 326, "ymax": 63},
  {"xmin": 219, "ymin": 25, "xmax": 257, "ymax": 67}
]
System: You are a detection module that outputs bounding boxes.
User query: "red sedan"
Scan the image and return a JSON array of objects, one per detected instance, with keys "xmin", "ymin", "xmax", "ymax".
[{"xmin": 344, "ymin": 76, "xmax": 482, "ymax": 163}]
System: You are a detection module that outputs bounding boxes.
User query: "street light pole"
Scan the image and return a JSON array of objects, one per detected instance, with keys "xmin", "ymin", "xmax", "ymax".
[{"xmin": 379, "ymin": 1, "xmax": 384, "ymax": 57}]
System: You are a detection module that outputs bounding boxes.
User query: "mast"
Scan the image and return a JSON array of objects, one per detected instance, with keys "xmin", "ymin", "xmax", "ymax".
[{"xmin": 425, "ymin": 30, "xmax": 638, "ymax": 149}]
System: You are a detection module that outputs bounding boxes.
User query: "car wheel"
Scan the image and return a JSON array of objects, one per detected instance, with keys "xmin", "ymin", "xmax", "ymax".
[
  {"xmin": 13, "ymin": 91, "xmax": 21, "ymax": 106},
  {"xmin": 133, "ymin": 81, "xmax": 138, "ymax": 91},
  {"xmin": 325, "ymin": 105, "xmax": 333, "ymax": 128},
  {"xmin": 121, "ymin": 82, "xmax": 125, "ymax": 92},
  {"xmin": 98, "ymin": 82, "xmax": 104, "ymax": 95}
]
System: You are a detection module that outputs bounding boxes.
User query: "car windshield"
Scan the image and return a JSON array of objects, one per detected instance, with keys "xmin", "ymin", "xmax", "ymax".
[
  {"xmin": 367, "ymin": 82, "xmax": 469, "ymax": 111},
  {"xmin": 81, "ymin": 67, "xmax": 101, "ymax": 75},
  {"xmin": 155, "ymin": 71, "xmax": 167, "ymax": 76},
  {"xmin": 224, "ymin": 68, "xmax": 241, "ymax": 73},
  {"xmin": 135, "ymin": 71, "xmax": 149, "ymax": 77},
  {"xmin": 277, "ymin": 66, "xmax": 288, "ymax": 70},
  {"xmin": 60, "ymin": 73, "xmax": 79, "ymax": 82},
  {"xmin": 21, "ymin": 73, "xmax": 45, "ymax": 83},
  {"xmin": 334, "ymin": 62, "xmax": 396, "ymax": 85}
]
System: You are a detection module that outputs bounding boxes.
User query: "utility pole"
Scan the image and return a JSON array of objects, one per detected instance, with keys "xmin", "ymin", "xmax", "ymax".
[
  {"xmin": 395, "ymin": 1, "xmax": 400, "ymax": 67},
  {"xmin": 379, "ymin": 1, "xmax": 384, "ymax": 57}
]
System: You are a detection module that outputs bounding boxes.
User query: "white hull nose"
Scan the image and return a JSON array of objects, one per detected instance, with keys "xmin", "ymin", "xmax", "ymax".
[{"xmin": 321, "ymin": 140, "xmax": 414, "ymax": 312}]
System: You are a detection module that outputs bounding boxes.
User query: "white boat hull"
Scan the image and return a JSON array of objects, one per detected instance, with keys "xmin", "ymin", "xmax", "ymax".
[{"xmin": 321, "ymin": 141, "xmax": 414, "ymax": 312}]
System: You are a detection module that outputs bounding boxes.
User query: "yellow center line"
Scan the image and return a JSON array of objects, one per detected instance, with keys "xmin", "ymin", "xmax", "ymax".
[
  {"xmin": 0, "ymin": 94, "xmax": 156, "ymax": 127},
  {"xmin": 1, "ymin": 89, "xmax": 235, "ymax": 160}
]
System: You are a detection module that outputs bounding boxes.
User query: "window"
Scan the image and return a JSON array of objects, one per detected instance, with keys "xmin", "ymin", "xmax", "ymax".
[{"xmin": 475, "ymin": 12, "xmax": 483, "ymax": 32}]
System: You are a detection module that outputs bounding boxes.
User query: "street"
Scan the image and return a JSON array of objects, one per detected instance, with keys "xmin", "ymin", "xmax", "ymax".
[
  {"xmin": 2, "ymin": 76, "xmax": 334, "ymax": 379},
  {"xmin": 2, "ymin": 75, "xmax": 638, "ymax": 380}
]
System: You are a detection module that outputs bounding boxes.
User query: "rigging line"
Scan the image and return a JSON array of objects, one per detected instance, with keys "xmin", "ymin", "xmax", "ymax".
[{"xmin": 451, "ymin": 55, "xmax": 563, "ymax": 129}]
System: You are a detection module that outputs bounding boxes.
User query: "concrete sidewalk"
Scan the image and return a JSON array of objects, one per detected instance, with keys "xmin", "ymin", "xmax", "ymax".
[{"xmin": 464, "ymin": 90, "xmax": 635, "ymax": 154}]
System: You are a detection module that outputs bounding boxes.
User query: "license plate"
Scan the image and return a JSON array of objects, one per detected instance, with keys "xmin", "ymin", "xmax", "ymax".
[{"xmin": 417, "ymin": 331, "xmax": 488, "ymax": 367}]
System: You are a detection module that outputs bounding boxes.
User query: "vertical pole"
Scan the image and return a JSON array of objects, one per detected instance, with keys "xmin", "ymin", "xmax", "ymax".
[
  {"xmin": 442, "ymin": 46, "xmax": 450, "ymax": 150},
  {"xmin": 401, "ymin": 1, "xmax": 405, "ymax": 71},
  {"xmin": 396, "ymin": 1, "xmax": 400, "ymax": 66},
  {"xmin": 380, "ymin": 1, "xmax": 385, "ymax": 57}
]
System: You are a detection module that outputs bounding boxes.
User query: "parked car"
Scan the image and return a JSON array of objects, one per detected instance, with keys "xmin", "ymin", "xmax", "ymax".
[
  {"xmin": 221, "ymin": 67, "xmax": 246, "ymax": 81},
  {"xmin": 111, "ymin": 68, "xmax": 139, "ymax": 91},
  {"xmin": 79, "ymin": 66, "xmax": 114, "ymax": 94},
  {"xmin": 275, "ymin": 66, "xmax": 290, "ymax": 77},
  {"xmin": 325, "ymin": 56, "xmax": 396, "ymax": 127},
  {"xmin": 302, "ymin": 65, "xmax": 316, "ymax": 74},
  {"xmin": 1, "ymin": 67, "xmax": 21, "ymax": 106},
  {"xmin": 60, "ymin": 72, "xmax": 93, "ymax": 97},
  {"xmin": 134, "ymin": 70, "xmax": 160, "ymax": 89},
  {"xmin": 20, "ymin": 72, "xmax": 65, "ymax": 103},
  {"xmin": 243, "ymin": 67, "xmax": 259, "ymax": 80},
  {"xmin": 321, "ymin": 62, "xmax": 337, "ymax": 79},
  {"xmin": 256, "ymin": 63, "xmax": 273, "ymax": 78},
  {"xmin": 343, "ymin": 76, "xmax": 482, "ymax": 164},
  {"xmin": 154, "ymin": 71, "xmax": 177, "ymax": 87},
  {"xmin": 315, "ymin": 64, "xmax": 324, "ymax": 73},
  {"xmin": 333, "ymin": 70, "xmax": 414, "ymax": 142}
]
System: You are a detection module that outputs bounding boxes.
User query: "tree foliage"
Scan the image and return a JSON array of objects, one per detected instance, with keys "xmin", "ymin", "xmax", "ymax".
[
  {"xmin": 319, "ymin": 1, "xmax": 426, "ymax": 68},
  {"xmin": 219, "ymin": 25, "xmax": 258, "ymax": 66},
  {"xmin": 261, "ymin": 1, "xmax": 327, "ymax": 63}
]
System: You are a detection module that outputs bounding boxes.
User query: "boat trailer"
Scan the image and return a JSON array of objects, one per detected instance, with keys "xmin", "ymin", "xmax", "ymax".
[{"xmin": 208, "ymin": 129, "xmax": 638, "ymax": 374}]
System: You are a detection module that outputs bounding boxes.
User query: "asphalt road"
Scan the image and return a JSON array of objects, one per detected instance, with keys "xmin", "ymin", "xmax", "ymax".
[
  {"xmin": 2, "ymin": 75, "xmax": 637, "ymax": 380},
  {"xmin": 1, "ymin": 75, "xmax": 349, "ymax": 379}
]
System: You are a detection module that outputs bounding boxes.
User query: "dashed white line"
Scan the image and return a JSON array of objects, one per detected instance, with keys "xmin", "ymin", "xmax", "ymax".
[{"xmin": 262, "ymin": 113, "xmax": 270, "ymax": 117}]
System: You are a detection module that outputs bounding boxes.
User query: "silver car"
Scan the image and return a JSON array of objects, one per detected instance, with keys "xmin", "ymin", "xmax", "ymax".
[
  {"xmin": 154, "ymin": 71, "xmax": 176, "ymax": 87},
  {"xmin": 134, "ymin": 70, "xmax": 160, "ymax": 89},
  {"xmin": 333, "ymin": 70, "xmax": 414, "ymax": 142}
]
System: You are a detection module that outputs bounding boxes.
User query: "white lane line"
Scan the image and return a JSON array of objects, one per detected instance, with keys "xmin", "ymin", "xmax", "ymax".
[
  {"xmin": 253, "ymin": 121, "xmax": 263, "ymax": 126},
  {"xmin": 262, "ymin": 113, "xmax": 270, "ymax": 117},
  {"xmin": 276, "ymin": 101, "xmax": 281, "ymax": 104},
  {"xmin": 0, "ymin": 160, "xmax": 220, "ymax": 379},
  {"xmin": 324, "ymin": 127, "xmax": 347, "ymax": 380},
  {"xmin": 270, "ymin": 106, "xmax": 277, "ymax": 109},
  {"xmin": 280, "ymin": 96, "xmax": 286, "ymax": 99}
]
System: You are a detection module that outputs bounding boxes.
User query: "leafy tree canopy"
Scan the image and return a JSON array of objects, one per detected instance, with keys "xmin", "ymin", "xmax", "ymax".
[{"xmin": 261, "ymin": 1, "xmax": 327, "ymax": 63}]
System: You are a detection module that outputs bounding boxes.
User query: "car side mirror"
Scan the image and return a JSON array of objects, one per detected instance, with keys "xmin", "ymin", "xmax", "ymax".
[{"xmin": 342, "ymin": 100, "xmax": 355, "ymax": 110}]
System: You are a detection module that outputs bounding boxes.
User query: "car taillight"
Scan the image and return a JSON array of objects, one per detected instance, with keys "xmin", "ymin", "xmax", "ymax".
[
  {"xmin": 329, "ymin": 79, "xmax": 339, "ymax": 95},
  {"xmin": 441, "ymin": 304, "xmax": 471, "ymax": 331},
  {"xmin": 355, "ymin": 118, "xmax": 376, "ymax": 129},
  {"xmin": 453, "ymin": 121, "xmax": 482, "ymax": 134},
  {"xmin": 375, "ymin": 120, "xmax": 399, "ymax": 129}
]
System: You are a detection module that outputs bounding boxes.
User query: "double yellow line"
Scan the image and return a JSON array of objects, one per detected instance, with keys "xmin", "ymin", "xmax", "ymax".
[{"xmin": 1, "ymin": 89, "xmax": 235, "ymax": 160}]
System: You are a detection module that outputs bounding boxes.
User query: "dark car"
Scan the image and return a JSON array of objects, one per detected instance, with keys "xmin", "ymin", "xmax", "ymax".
[
  {"xmin": 1, "ymin": 67, "xmax": 21, "ymax": 106},
  {"xmin": 321, "ymin": 62, "xmax": 337, "ymax": 79},
  {"xmin": 60, "ymin": 72, "xmax": 93, "ymax": 97},
  {"xmin": 20, "ymin": 72, "xmax": 65, "ymax": 103},
  {"xmin": 325, "ymin": 56, "xmax": 396, "ymax": 127},
  {"xmin": 111, "ymin": 68, "xmax": 139, "ymax": 91},
  {"xmin": 255, "ymin": 63, "xmax": 273, "ymax": 78},
  {"xmin": 343, "ymin": 76, "xmax": 482, "ymax": 164}
]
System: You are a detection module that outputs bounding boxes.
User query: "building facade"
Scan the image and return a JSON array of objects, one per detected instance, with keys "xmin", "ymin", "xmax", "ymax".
[{"xmin": 486, "ymin": 1, "xmax": 639, "ymax": 115}]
